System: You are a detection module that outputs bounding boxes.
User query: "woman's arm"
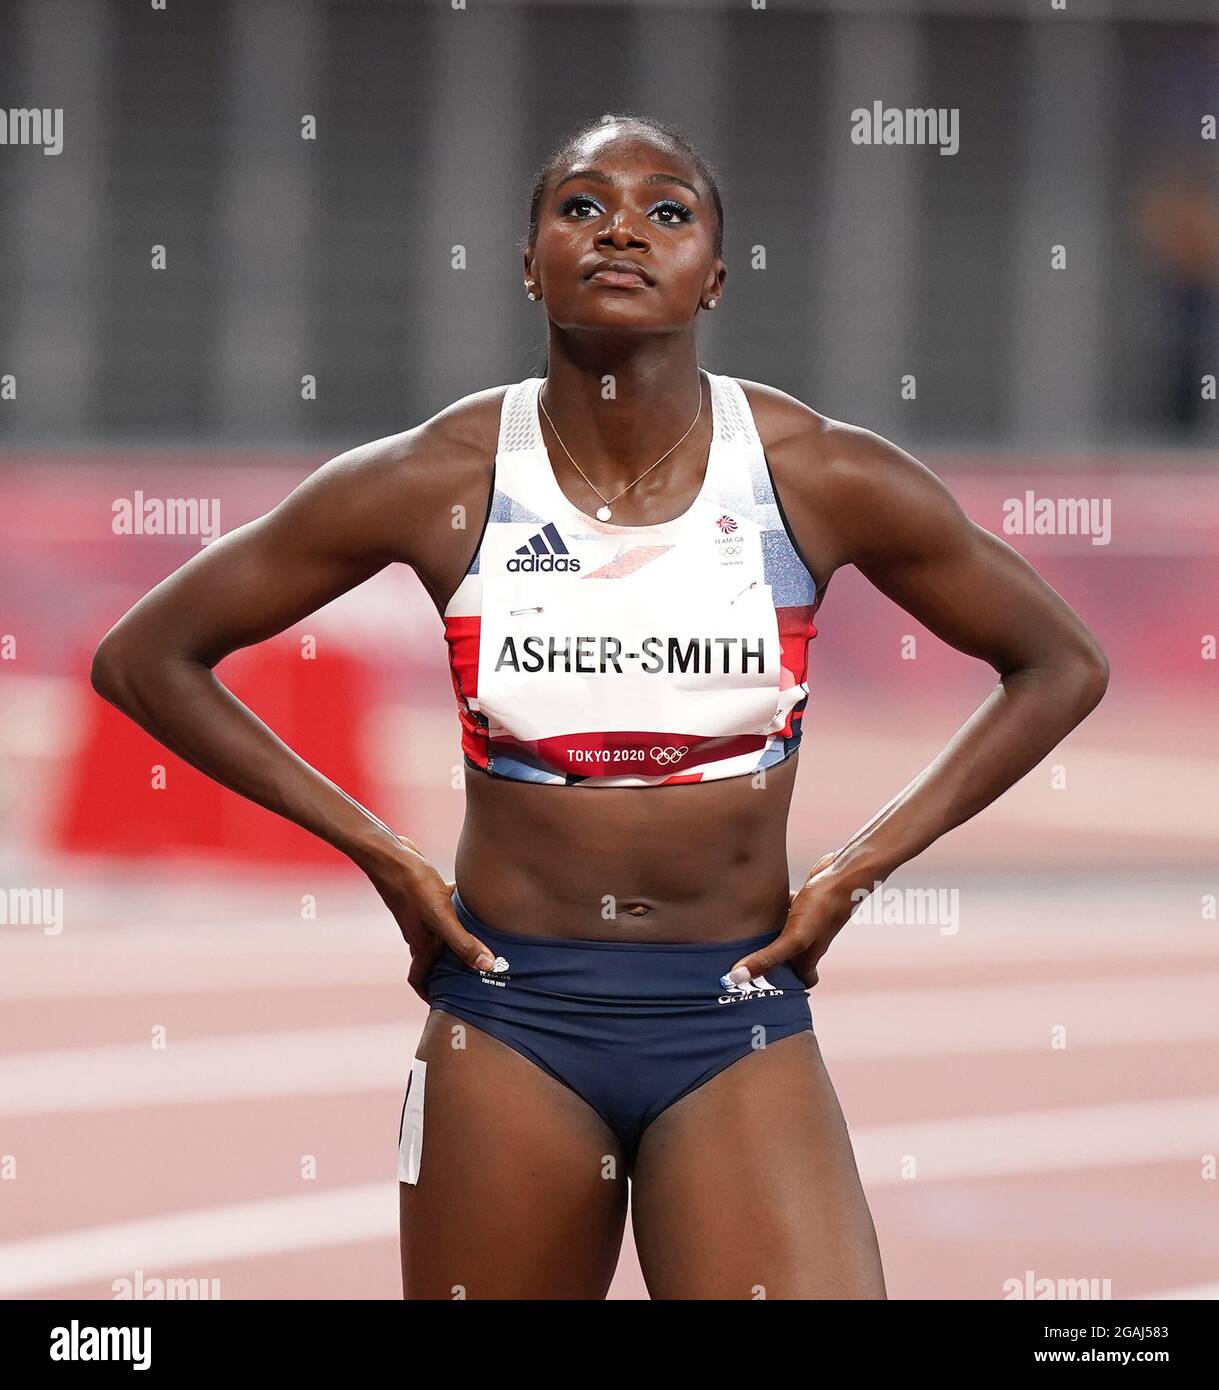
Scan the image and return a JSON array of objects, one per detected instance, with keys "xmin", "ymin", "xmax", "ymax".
[
  {"xmin": 728, "ymin": 415, "xmax": 1109, "ymax": 987},
  {"xmin": 91, "ymin": 420, "xmax": 499, "ymax": 987}
]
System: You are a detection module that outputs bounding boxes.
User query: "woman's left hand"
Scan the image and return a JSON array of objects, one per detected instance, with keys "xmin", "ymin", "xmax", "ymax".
[{"xmin": 724, "ymin": 852, "xmax": 859, "ymax": 990}]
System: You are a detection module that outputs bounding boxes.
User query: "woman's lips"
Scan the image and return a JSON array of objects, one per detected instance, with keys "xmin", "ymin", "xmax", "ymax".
[{"xmin": 588, "ymin": 269, "xmax": 650, "ymax": 287}]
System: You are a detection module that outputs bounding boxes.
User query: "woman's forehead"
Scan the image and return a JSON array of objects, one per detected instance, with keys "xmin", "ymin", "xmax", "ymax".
[{"xmin": 567, "ymin": 124, "xmax": 692, "ymax": 175}]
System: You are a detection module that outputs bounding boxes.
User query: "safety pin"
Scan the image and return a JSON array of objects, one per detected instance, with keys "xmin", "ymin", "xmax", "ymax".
[
  {"xmin": 510, "ymin": 605, "xmax": 544, "ymax": 615},
  {"xmin": 729, "ymin": 580, "xmax": 760, "ymax": 604}
]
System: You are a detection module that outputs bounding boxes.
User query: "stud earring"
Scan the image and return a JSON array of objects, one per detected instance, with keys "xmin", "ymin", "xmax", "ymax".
[
  {"xmin": 706, "ymin": 298, "xmax": 718, "ymax": 309},
  {"xmin": 526, "ymin": 286, "xmax": 539, "ymax": 301}
]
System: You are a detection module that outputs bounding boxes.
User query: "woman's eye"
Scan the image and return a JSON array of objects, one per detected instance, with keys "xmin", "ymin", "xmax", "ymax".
[
  {"xmin": 558, "ymin": 194, "xmax": 693, "ymax": 225},
  {"xmin": 650, "ymin": 200, "xmax": 693, "ymax": 225},
  {"xmin": 559, "ymin": 195, "xmax": 601, "ymax": 218}
]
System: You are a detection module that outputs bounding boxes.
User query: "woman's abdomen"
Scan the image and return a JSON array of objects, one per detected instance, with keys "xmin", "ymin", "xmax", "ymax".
[{"xmin": 453, "ymin": 752, "xmax": 800, "ymax": 943}]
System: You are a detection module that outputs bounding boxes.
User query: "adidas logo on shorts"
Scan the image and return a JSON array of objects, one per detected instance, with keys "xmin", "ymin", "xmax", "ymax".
[
  {"xmin": 717, "ymin": 972, "xmax": 785, "ymax": 1005},
  {"xmin": 506, "ymin": 521, "xmax": 582, "ymax": 573}
]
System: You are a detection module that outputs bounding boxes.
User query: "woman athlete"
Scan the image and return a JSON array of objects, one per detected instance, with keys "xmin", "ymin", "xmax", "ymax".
[{"xmin": 91, "ymin": 114, "xmax": 1109, "ymax": 1300}]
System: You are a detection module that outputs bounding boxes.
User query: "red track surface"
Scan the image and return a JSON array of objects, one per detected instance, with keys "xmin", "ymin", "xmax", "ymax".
[
  {"xmin": 2, "ymin": 461, "xmax": 1215, "ymax": 1299},
  {"xmin": 1, "ymin": 860, "xmax": 1216, "ymax": 1300}
]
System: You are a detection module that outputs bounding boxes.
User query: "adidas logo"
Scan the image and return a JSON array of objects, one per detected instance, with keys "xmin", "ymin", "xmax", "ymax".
[
  {"xmin": 717, "ymin": 972, "xmax": 785, "ymax": 1005},
  {"xmin": 506, "ymin": 521, "xmax": 582, "ymax": 573}
]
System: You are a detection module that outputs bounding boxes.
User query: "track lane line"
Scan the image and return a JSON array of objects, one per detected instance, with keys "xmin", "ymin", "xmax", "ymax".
[{"xmin": 1, "ymin": 1094, "xmax": 1216, "ymax": 1295}]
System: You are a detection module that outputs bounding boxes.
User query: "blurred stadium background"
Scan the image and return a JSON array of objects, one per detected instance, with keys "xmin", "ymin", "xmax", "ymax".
[{"xmin": 0, "ymin": 0, "xmax": 1216, "ymax": 1300}]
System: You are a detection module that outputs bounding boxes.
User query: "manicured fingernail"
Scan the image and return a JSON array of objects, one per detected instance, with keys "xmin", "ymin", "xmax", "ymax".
[
  {"xmin": 727, "ymin": 966, "xmax": 752, "ymax": 985},
  {"xmin": 474, "ymin": 952, "xmax": 495, "ymax": 972}
]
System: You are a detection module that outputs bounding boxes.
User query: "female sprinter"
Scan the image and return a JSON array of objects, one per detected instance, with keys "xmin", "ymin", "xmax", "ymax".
[{"xmin": 91, "ymin": 114, "xmax": 1109, "ymax": 1300}]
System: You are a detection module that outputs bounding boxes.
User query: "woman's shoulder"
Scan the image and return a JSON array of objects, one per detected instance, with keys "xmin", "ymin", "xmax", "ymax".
[
  {"xmin": 291, "ymin": 385, "xmax": 509, "ymax": 574},
  {"xmin": 732, "ymin": 376, "xmax": 820, "ymax": 449},
  {"xmin": 730, "ymin": 375, "xmax": 961, "ymax": 580},
  {"xmin": 341, "ymin": 382, "xmax": 508, "ymax": 482},
  {"xmin": 732, "ymin": 375, "xmax": 931, "ymax": 491}
]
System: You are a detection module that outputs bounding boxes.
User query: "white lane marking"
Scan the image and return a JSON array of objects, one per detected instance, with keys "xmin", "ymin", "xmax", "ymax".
[
  {"xmin": 801, "ymin": 731, "xmax": 1219, "ymax": 839},
  {"xmin": 0, "ymin": 1184, "xmax": 391, "ymax": 1297},
  {"xmin": 0, "ymin": 918, "xmax": 403, "ymax": 1000},
  {"xmin": 0, "ymin": 1023, "xmax": 416, "ymax": 1116},
  {"xmin": 4, "ymin": 971, "xmax": 1219, "ymax": 1116},
  {"xmin": 850, "ymin": 1096, "xmax": 1219, "ymax": 1184},
  {"xmin": 1, "ymin": 1094, "xmax": 1215, "ymax": 1295},
  {"xmin": 812, "ymin": 970, "xmax": 1219, "ymax": 1059},
  {"xmin": 1138, "ymin": 1282, "xmax": 1219, "ymax": 1300}
]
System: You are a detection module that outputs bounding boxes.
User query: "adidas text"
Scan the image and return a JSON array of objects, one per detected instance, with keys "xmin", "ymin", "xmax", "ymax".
[{"xmin": 506, "ymin": 553, "xmax": 581, "ymax": 573}]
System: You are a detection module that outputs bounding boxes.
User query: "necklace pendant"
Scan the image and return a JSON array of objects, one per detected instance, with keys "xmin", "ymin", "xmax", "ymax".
[{"xmin": 595, "ymin": 504, "xmax": 613, "ymax": 522}]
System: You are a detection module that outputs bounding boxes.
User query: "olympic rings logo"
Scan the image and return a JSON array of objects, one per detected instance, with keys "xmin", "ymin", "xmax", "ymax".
[{"xmin": 649, "ymin": 746, "xmax": 689, "ymax": 764}]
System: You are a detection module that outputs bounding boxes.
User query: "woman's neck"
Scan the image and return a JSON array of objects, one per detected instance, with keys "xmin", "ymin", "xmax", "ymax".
[{"xmin": 538, "ymin": 337, "xmax": 706, "ymax": 477}]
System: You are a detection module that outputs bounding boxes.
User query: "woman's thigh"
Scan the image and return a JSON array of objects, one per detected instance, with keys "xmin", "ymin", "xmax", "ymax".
[
  {"xmin": 400, "ymin": 1008, "xmax": 629, "ymax": 1300},
  {"xmin": 629, "ymin": 1031, "xmax": 886, "ymax": 1300}
]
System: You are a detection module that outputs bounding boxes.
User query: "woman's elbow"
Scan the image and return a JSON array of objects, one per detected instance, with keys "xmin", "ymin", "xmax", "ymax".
[
  {"xmin": 90, "ymin": 631, "xmax": 134, "ymax": 705},
  {"xmin": 1015, "ymin": 636, "xmax": 1110, "ymax": 719},
  {"xmin": 1070, "ymin": 640, "xmax": 1110, "ymax": 715},
  {"xmin": 90, "ymin": 623, "xmax": 160, "ymax": 708}
]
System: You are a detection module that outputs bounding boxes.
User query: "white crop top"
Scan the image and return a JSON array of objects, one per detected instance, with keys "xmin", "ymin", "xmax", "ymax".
[{"xmin": 442, "ymin": 370, "xmax": 819, "ymax": 787}]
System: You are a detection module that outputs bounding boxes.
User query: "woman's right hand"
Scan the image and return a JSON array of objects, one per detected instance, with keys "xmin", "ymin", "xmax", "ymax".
[{"xmin": 365, "ymin": 836, "xmax": 495, "ymax": 1002}]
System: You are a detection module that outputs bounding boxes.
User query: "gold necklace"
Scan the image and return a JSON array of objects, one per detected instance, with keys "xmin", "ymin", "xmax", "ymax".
[{"xmin": 537, "ymin": 375, "xmax": 705, "ymax": 522}]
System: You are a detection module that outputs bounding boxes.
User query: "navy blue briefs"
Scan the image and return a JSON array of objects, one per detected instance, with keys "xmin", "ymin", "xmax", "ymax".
[{"xmin": 423, "ymin": 887, "xmax": 815, "ymax": 1160}]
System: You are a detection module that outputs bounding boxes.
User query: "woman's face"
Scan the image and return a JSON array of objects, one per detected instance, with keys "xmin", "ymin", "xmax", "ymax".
[{"xmin": 525, "ymin": 126, "xmax": 725, "ymax": 335}]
